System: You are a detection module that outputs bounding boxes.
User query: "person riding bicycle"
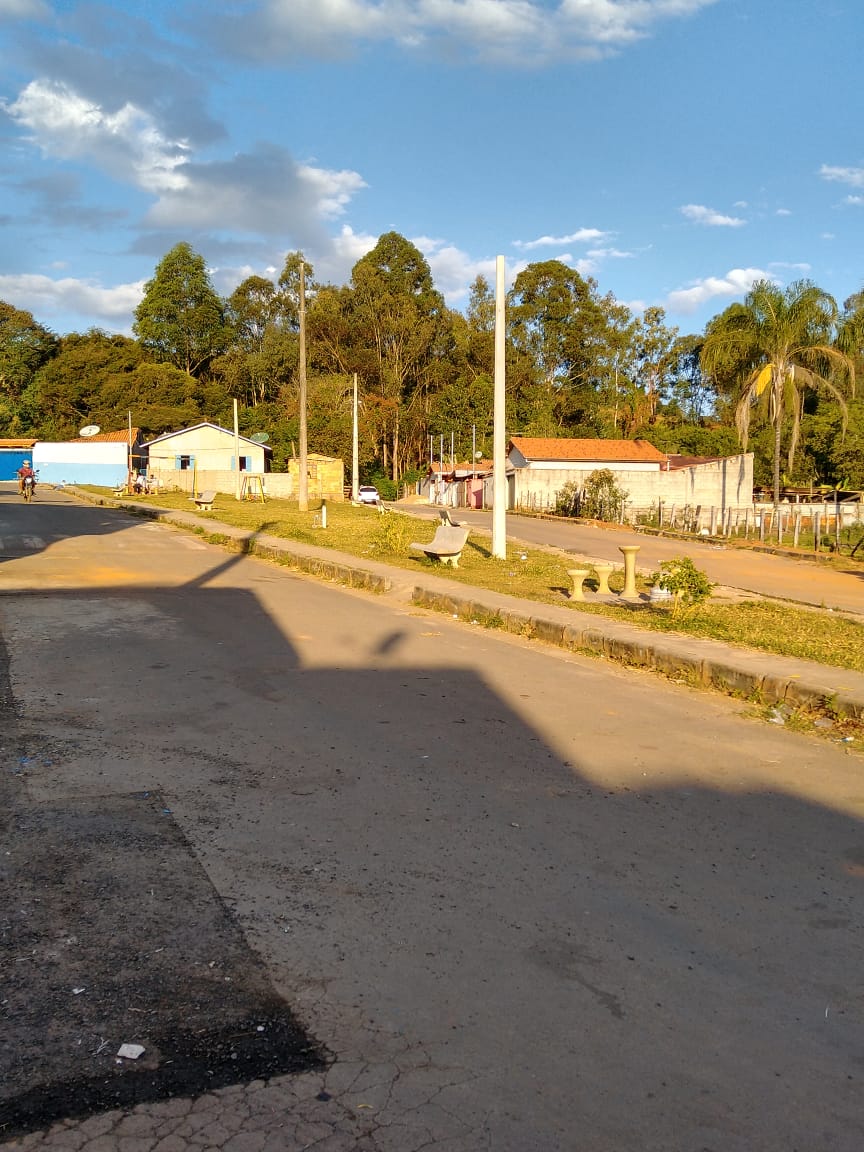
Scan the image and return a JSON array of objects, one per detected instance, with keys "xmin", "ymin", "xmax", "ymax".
[{"xmin": 16, "ymin": 461, "xmax": 36, "ymax": 495}]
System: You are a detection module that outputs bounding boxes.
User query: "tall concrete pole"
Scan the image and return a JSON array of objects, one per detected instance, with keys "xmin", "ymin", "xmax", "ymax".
[
  {"xmin": 492, "ymin": 254, "xmax": 507, "ymax": 559},
  {"xmin": 298, "ymin": 262, "xmax": 308, "ymax": 512},
  {"xmin": 233, "ymin": 398, "xmax": 241, "ymax": 501},
  {"xmin": 352, "ymin": 372, "xmax": 359, "ymax": 502}
]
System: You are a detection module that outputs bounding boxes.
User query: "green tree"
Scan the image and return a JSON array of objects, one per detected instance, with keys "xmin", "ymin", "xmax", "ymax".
[
  {"xmin": 508, "ymin": 261, "xmax": 634, "ymax": 435},
  {"xmin": 28, "ymin": 331, "xmax": 148, "ymax": 438},
  {"xmin": 700, "ymin": 280, "xmax": 855, "ymax": 506},
  {"xmin": 133, "ymin": 243, "xmax": 231, "ymax": 377},
  {"xmin": 348, "ymin": 232, "xmax": 450, "ymax": 479},
  {"xmin": 0, "ymin": 302, "xmax": 57, "ymax": 432}
]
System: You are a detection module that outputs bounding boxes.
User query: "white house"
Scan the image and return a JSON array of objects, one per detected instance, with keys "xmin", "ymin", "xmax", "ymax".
[
  {"xmin": 507, "ymin": 436, "xmax": 753, "ymax": 514},
  {"xmin": 142, "ymin": 423, "xmax": 272, "ymax": 480}
]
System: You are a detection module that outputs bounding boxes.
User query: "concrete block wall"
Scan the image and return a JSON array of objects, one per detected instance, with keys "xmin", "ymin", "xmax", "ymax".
[{"xmin": 512, "ymin": 454, "xmax": 753, "ymax": 515}]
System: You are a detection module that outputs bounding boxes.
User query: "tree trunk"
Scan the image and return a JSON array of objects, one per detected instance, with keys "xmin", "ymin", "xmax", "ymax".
[{"xmin": 392, "ymin": 417, "xmax": 399, "ymax": 482}]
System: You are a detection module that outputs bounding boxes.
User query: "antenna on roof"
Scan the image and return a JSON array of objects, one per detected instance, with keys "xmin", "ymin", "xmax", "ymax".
[
  {"xmin": 249, "ymin": 432, "xmax": 270, "ymax": 444},
  {"xmin": 79, "ymin": 424, "xmax": 101, "ymax": 438}
]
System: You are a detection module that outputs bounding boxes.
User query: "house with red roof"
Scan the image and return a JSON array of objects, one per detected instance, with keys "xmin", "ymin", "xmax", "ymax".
[{"xmin": 507, "ymin": 436, "xmax": 752, "ymax": 515}]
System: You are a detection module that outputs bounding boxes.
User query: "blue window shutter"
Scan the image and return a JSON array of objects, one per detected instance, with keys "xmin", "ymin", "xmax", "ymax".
[{"xmin": 174, "ymin": 455, "xmax": 181, "ymax": 469}]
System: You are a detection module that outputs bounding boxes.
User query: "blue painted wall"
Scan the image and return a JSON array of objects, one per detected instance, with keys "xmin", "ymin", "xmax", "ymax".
[
  {"xmin": 0, "ymin": 450, "xmax": 30, "ymax": 480},
  {"xmin": 36, "ymin": 463, "xmax": 128, "ymax": 486}
]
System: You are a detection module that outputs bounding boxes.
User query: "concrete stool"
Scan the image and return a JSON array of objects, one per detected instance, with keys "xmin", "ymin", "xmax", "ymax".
[
  {"xmin": 594, "ymin": 563, "xmax": 615, "ymax": 595},
  {"xmin": 618, "ymin": 545, "xmax": 641, "ymax": 599},
  {"xmin": 567, "ymin": 569, "xmax": 592, "ymax": 601}
]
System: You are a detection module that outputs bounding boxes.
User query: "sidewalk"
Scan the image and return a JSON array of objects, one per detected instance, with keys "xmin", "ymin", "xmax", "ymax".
[{"xmin": 77, "ymin": 491, "xmax": 864, "ymax": 724}]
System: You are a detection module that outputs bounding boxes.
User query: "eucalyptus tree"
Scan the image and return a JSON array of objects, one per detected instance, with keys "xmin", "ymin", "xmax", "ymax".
[
  {"xmin": 220, "ymin": 274, "xmax": 297, "ymax": 406},
  {"xmin": 349, "ymin": 232, "xmax": 451, "ymax": 479},
  {"xmin": 508, "ymin": 260, "xmax": 632, "ymax": 434},
  {"xmin": 701, "ymin": 279, "xmax": 854, "ymax": 505},
  {"xmin": 133, "ymin": 242, "xmax": 231, "ymax": 378}
]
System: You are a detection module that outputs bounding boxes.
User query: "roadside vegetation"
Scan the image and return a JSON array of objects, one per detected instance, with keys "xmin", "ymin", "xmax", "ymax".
[{"xmin": 91, "ymin": 488, "xmax": 864, "ymax": 675}]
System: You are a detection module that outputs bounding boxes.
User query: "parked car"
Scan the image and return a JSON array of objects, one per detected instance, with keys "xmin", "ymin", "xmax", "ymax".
[{"xmin": 357, "ymin": 485, "xmax": 381, "ymax": 505}]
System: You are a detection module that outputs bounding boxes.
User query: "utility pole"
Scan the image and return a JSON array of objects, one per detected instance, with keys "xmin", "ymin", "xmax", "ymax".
[
  {"xmin": 492, "ymin": 255, "xmax": 507, "ymax": 558},
  {"xmin": 298, "ymin": 261, "xmax": 308, "ymax": 512}
]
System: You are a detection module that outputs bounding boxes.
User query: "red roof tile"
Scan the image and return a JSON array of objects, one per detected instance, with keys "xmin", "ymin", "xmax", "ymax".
[
  {"xmin": 509, "ymin": 437, "xmax": 667, "ymax": 463},
  {"xmin": 0, "ymin": 438, "xmax": 37, "ymax": 449}
]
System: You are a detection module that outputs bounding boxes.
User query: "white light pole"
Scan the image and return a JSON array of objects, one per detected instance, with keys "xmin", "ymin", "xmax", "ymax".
[
  {"xmin": 233, "ymin": 398, "xmax": 241, "ymax": 500},
  {"xmin": 298, "ymin": 261, "xmax": 308, "ymax": 512},
  {"xmin": 351, "ymin": 372, "xmax": 359, "ymax": 502},
  {"xmin": 492, "ymin": 255, "xmax": 507, "ymax": 559}
]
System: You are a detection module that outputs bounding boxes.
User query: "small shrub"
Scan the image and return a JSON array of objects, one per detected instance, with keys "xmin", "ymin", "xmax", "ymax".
[
  {"xmin": 368, "ymin": 512, "xmax": 411, "ymax": 556},
  {"xmin": 651, "ymin": 556, "xmax": 714, "ymax": 612},
  {"xmin": 554, "ymin": 469, "xmax": 628, "ymax": 522},
  {"xmin": 555, "ymin": 479, "xmax": 582, "ymax": 517}
]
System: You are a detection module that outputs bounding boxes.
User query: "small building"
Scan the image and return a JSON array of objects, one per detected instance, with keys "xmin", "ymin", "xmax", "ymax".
[
  {"xmin": 0, "ymin": 438, "xmax": 37, "ymax": 481},
  {"xmin": 142, "ymin": 422, "xmax": 272, "ymax": 478},
  {"xmin": 507, "ymin": 437, "xmax": 753, "ymax": 514},
  {"xmin": 34, "ymin": 429, "xmax": 140, "ymax": 487},
  {"xmin": 284, "ymin": 453, "xmax": 345, "ymax": 502}
]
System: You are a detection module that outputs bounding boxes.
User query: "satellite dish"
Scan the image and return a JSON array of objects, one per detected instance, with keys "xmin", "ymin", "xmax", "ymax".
[
  {"xmin": 249, "ymin": 432, "xmax": 270, "ymax": 444},
  {"xmin": 79, "ymin": 424, "xmax": 101, "ymax": 438}
]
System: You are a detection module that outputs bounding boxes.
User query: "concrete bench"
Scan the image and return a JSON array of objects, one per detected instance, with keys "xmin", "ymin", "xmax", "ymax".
[
  {"xmin": 410, "ymin": 524, "xmax": 470, "ymax": 568},
  {"xmin": 194, "ymin": 490, "xmax": 217, "ymax": 511}
]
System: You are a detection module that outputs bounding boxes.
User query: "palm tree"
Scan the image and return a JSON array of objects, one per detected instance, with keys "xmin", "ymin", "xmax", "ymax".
[{"xmin": 701, "ymin": 280, "xmax": 854, "ymax": 506}]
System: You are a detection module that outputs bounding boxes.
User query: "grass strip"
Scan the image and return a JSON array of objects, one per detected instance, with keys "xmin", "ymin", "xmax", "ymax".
[{"xmin": 88, "ymin": 489, "xmax": 864, "ymax": 674}]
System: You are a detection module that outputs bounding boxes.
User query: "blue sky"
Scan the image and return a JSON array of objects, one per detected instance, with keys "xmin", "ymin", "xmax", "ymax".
[{"xmin": 1, "ymin": 0, "xmax": 862, "ymax": 339}]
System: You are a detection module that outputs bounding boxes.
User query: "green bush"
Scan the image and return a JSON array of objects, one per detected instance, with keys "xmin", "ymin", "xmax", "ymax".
[
  {"xmin": 554, "ymin": 469, "xmax": 628, "ymax": 522},
  {"xmin": 651, "ymin": 556, "xmax": 714, "ymax": 611}
]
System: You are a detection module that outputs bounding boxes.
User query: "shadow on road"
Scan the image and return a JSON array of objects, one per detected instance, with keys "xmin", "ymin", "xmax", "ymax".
[{"xmin": 1, "ymin": 523, "xmax": 863, "ymax": 1149}]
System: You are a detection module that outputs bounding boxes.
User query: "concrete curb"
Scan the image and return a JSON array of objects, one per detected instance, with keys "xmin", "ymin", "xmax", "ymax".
[
  {"xmin": 70, "ymin": 488, "xmax": 864, "ymax": 723},
  {"xmin": 411, "ymin": 588, "xmax": 864, "ymax": 721}
]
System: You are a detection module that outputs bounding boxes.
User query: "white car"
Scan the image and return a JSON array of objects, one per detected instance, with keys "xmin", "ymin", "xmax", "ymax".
[{"xmin": 357, "ymin": 485, "xmax": 381, "ymax": 505}]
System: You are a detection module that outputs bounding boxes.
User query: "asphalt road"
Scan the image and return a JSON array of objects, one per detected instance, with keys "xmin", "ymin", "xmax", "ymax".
[
  {"xmin": 402, "ymin": 505, "xmax": 864, "ymax": 615},
  {"xmin": 2, "ymin": 487, "xmax": 863, "ymax": 1151}
]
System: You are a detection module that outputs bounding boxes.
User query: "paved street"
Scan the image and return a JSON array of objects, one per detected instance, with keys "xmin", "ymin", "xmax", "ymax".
[
  {"xmin": 403, "ymin": 505, "xmax": 864, "ymax": 615},
  {"xmin": 1, "ymin": 488, "xmax": 863, "ymax": 1151}
]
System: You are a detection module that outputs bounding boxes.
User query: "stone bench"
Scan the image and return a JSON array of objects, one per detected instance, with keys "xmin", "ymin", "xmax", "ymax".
[
  {"xmin": 410, "ymin": 525, "xmax": 470, "ymax": 568},
  {"xmin": 194, "ymin": 490, "xmax": 217, "ymax": 511}
]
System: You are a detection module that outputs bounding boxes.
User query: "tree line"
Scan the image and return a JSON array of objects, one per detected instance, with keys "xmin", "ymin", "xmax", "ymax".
[{"xmin": 1, "ymin": 233, "xmax": 861, "ymax": 497}]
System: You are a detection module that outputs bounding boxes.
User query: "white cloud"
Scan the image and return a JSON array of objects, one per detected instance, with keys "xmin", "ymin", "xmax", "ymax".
[
  {"xmin": 208, "ymin": 0, "xmax": 720, "ymax": 64},
  {"xmin": 2, "ymin": 80, "xmax": 189, "ymax": 193},
  {"xmin": 819, "ymin": 164, "xmax": 864, "ymax": 188},
  {"xmin": 412, "ymin": 237, "xmax": 505, "ymax": 303},
  {"xmin": 769, "ymin": 261, "xmax": 811, "ymax": 273},
  {"xmin": 665, "ymin": 267, "xmax": 772, "ymax": 314},
  {"xmin": 144, "ymin": 147, "xmax": 366, "ymax": 237},
  {"xmin": 775, "ymin": 208, "xmax": 791, "ymax": 216},
  {"xmin": 680, "ymin": 203, "xmax": 746, "ymax": 228},
  {"xmin": 0, "ymin": 0, "xmax": 49, "ymax": 18},
  {"xmin": 0, "ymin": 273, "xmax": 144, "ymax": 327},
  {"xmin": 513, "ymin": 228, "xmax": 609, "ymax": 249},
  {"xmin": 844, "ymin": 195, "xmax": 864, "ymax": 206}
]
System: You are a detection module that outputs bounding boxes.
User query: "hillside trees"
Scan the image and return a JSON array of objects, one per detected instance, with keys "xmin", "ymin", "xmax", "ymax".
[{"xmin": 0, "ymin": 303, "xmax": 57, "ymax": 432}]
